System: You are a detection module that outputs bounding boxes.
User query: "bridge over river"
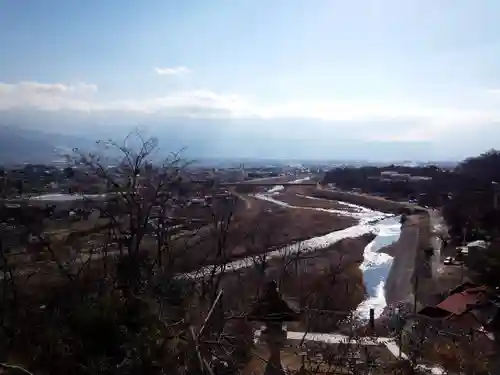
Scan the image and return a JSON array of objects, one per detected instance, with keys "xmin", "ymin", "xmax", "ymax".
[
  {"xmin": 191, "ymin": 180, "xmax": 319, "ymax": 187},
  {"xmin": 219, "ymin": 182, "xmax": 319, "ymax": 187}
]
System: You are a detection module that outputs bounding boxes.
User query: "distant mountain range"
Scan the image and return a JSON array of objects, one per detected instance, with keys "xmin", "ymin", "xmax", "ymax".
[
  {"xmin": 0, "ymin": 125, "xmax": 458, "ymax": 169},
  {"xmin": 0, "ymin": 126, "xmax": 55, "ymax": 165},
  {"xmin": 0, "ymin": 108, "xmax": 491, "ymax": 163},
  {"xmin": 0, "ymin": 126, "xmax": 98, "ymax": 165}
]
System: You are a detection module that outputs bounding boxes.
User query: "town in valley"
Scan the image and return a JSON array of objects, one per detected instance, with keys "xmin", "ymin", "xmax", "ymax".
[{"xmin": 1, "ymin": 142, "xmax": 499, "ymax": 374}]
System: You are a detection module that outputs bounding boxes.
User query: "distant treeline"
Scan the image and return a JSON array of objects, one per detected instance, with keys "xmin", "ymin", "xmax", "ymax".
[{"xmin": 323, "ymin": 150, "xmax": 500, "ymax": 243}]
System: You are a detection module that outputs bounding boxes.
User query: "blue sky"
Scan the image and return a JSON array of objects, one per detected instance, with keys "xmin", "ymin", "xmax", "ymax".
[{"xmin": 1, "ymin": 0, "xmax": 500, "ymax": 160}]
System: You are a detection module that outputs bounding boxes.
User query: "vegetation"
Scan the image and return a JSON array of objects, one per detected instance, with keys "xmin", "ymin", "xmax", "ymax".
[
  {"xmin": 323, "ymin": 150, "xmax": 500, "ymax": 373},
  {"xmin": 3, "ymin": 135, "xmax": 500, "ymax": 373},
  {"xmin": 323, "ymin": 150, "xmax": 500, "ymax": 245},
  {"xmin": 0, "ymin": 134, "xmax": 385, "ymax": 374},
  {"xmin": 0, "ymin": 136, "xmax": 211, "ymax": 374}
]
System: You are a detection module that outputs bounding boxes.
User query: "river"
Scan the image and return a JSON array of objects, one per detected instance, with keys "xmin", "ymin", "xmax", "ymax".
[
  {"xmin": 252, "ymin": 190, "xmax": 401, "ymax": 319},
  {"xmin": 30, "ymin": 183, "xmax": 402, "ymax": 319},
  {"xmin": 260, "ymin": 178, "xmax": 402, "ymax": 319},
  {"xmin": 184, "ymin": 186, "xmax": 401, "ymax": 319},
  {"xmin": 28, "ymin": 193, "xmax": 106, "ymax": 201},
  {"xmin": 355, "ymin": 216, "xmax": 401, "ymax": 319}
]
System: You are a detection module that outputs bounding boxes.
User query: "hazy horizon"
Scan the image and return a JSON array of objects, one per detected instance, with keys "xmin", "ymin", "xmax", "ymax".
[{"xmin": 2, "ymin": 1, "xmax": 500, "ymax": 161}]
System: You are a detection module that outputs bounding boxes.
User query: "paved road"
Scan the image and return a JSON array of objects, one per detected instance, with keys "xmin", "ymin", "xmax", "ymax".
[
  {"xmin": 428, "ymin": 209, "xmax": 446, "ymax": 278},
  {"xmin": 228, "ymin": 188, "xmax": 253, "ymax": 210},
  {"xmin": 254, "ymin": 330, "xmax": 445, "ymax": 373},
  {"xmin": 385, "ymin": 215, "xmax": 421, "ymax": 305},
  {"xmin": 313, "ymin": 188, "xmax": 449, "ymax": 307}
]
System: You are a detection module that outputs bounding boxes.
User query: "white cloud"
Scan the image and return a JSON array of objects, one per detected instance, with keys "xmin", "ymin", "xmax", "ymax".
[
  {"xmin": 0, "ymin": 80, "xmax": 254, "ymax": 118},
  {"xmin": 0, "ymin": 81, "xmax": 98, "ymax": 111},
  {"xmin": 154, "ymin": 66, "xmax": 191, "ymax": 75},
  {"xmin": 1, "ymin": 80, "xmax": 500, "ymax": 143},
  {"xmin": 0, "ymin": 81, "xmax": 97, "ymax": 96},
  {"xmin": 109, "ymin": 90, "xmax": 254, "ymax": 117}
]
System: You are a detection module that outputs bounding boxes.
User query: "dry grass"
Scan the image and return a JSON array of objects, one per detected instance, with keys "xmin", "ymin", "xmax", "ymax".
[
  {"xmin": 415, "ymin": 329, "xmax": 492, "ymax": 373},
  {"xmin": 311, "ymin": 189, "xmax": 421, "ymax": 214},
  {"xmin": 171, "ymin": 202, "xmax": 358, "ymax": 272},
  {"xmin": 213, "ymin": 234, "xmax": 375, "ymax": 334},
  {"xmin": 273, "ymin": 190, "xmax": 359, "ymax": 211}
]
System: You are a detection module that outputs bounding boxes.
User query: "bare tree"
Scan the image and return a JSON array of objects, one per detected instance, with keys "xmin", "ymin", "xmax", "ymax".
[{"xmin": 1, "ymin": 134, "xmax": 483, "ymax": 374}]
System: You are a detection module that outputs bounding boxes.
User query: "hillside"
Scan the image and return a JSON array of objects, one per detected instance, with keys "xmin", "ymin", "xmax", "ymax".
[{"xmin": 0, "ymin": 126, "xmax": 100, "ymax": 165}]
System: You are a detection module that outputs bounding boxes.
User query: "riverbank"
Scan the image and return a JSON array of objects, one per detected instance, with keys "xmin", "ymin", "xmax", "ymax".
[
  {"xmin": 286, "ymin": 186, "xmax": 430, "ymax": 310},
  {"xmin": 187, "ymin": 185, "xmax": 424, "ymax": 323},
  {"xmin": 311, "ymin": 188, "xmax": 425, "ymax": 214},
  {"xmin": 270, "ymin": 190, "xmax": 360, "ymax": 212},
  {"xmin": 173, "ymin": 201, "xmax": 358, "ymax": 272},
  {"xmin": 214, "ymin": 232, "xmax": 377, "ymax": 332},
  {"xmin": 382, "ymin": 214, "xmax": 425, "ymax": 306},
  {"xmin": 229, "ymin": 189, "xmax": 402, "ymax": 318}
]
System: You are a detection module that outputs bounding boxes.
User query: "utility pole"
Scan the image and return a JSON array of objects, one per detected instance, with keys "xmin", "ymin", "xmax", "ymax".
[
  {"xmin": 394, "ymin": 307, "xmax": 404, "ymax": 359},
  {"xmin": 492, "ymin": 181, "xmax": 499, "ymax": 210},
  {"xmin": 413, "ymin": 226, "xmax": 420, "ymax": 317},
  {"xmin": 413, "ymin": 272, "xmax": 419, "ymax": 317},
  {"xmin": 460, "ymin": 257, "xmax": 465, "ymax": 284},
  {"xmin": 369, "ymin": 308, "xmax": 375, "ymax": 335}
]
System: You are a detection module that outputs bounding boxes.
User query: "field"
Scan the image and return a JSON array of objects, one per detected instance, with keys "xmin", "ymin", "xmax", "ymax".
[
  {"xmin": 272, "ymin": 190, "xmax": 361, "ymax": 211},
  {"xmin": 207, "ymin": 232, "xmax": 376, "ymax": 333},
  {"xmin": 170, "ymin": 195, "xmax": 358, "ymax": 272}
]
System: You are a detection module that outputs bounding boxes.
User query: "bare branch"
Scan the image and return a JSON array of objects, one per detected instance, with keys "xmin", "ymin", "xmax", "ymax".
[{"xmin": 0, "ymin": 362, "xmax": 35, "ymax": 375}]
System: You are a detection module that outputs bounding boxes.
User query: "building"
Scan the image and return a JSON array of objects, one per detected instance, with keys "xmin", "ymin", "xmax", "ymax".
[
  {"xmin": 418, "ymin": 282, "xmax": 500, "ymax": 336},
  {"xmin": 457, "ymin": 240, "xmax": 489, "ymax": 261},
  {"xmin": 379, "ymin": 171, "xmax": 432, "ymax": 183},
  {"xmin": 224, "ymin": 166, "xmax": 247, "ymax": 182},
  {"xmin": 409, "ymin": 176, "xmax": 432, "ymax": 182},
  {"xmin": 466, "ymin": 240, "xmax": 488, "ymax": 251}
]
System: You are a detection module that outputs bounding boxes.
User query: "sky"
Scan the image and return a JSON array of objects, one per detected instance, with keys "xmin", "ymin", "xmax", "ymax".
[{"xmin": 1, "ymin": 0, "xmax": 500, "ymax": 160}]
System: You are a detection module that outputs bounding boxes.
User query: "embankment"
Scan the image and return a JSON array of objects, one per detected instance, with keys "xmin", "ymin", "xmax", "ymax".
[
  {"xmin": 217, "ymin": 233, "xmax": 377, "ymax": 332},
  {"xmin": 309, "ymin": 187, "xmax": 433, "ymax": 308},
  {"xmin": 382, "ymin": 213, "xmax": 430, "ymax": 305},
  {"xmin": 312, "ymin": 188, "xmax": 425, "ymax": 214}
]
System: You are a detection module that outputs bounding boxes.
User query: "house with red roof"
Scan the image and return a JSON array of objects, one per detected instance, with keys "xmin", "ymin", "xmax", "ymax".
[{"xmin": 418, "ymin": 282, "xmax": 499, "ymax": 338}]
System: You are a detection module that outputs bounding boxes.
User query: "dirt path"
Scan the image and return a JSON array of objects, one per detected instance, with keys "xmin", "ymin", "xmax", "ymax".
[
  {"xmin": 228, "ymin": 187, "xmax": 253, "ymax": 210},
  {"xmin": 428, "ymin": 209, "xmax": 447, "ymax": 276},
  {"xmin": 381, "ymin": 209, "xmax": 448, "ymax": 311},
  {"xmin": 294, "ymin": 186, "xmax": 442, "ymax": 309},
  {"xmin": 383, "ymin": 215, "xmax": 422, "ymax": 306},
  {"xmin": 314, "ymin": 185, "xmax": 426, "ymax": 214}
]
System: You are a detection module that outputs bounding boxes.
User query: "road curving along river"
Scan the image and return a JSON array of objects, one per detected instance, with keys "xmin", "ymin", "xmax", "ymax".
[
  {"xmin": 29, "ymin": 182, "xmax": 403, "ymax": 319},
  {"xmin": 252, "ymin": 191, "xmax": 402, "ymax": 320},
  {"xmin": 185, "ymin": 185, "xmax": 402, "ymax": 320}
]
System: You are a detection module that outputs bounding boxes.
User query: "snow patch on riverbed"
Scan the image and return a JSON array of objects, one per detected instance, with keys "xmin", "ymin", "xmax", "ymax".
[
  {"xmin": 254, "ymin": 187, "xmax": 402, "ymax": 320},
  {"xmin": 267, "ymin": 185, "xmax": 284, "ymax": 194},
  {"xmin": 298, "ymin": 194, "xmax": 380, "ymax": 215},
  {"xmin": 182, "ymin": 223, "xmax": 375, "ymax": 279},
  {"xmin": 265, "ymin": 177, "xmax": 311, "ymax": 195},
  {"xmin": 356, "ymin": 217, "xmax": 401, "ymax": 319},
  {"xmin": 29, "ymin": 193, "xmax": 106, "ymax": 201},
  {"xmin": 252, "ymin": 193, "xmax": 389, "ymax": 224},
  {"xmin": 185, "ymin": 181, "xmax": 402, "ymax": 320},
  {"xmin": 290, "ymin": 177, "xmax": 311, "ymax": 184},
  {"xmin": 355, "ymin": 281, "xmax": 388, "ymax": 320}
]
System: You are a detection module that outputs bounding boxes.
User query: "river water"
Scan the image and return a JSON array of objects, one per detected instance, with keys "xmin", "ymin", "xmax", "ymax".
[
  {"xmin": 355, "ymin": 216, "xmax": 401, "ymax": 319},
  {"xmin": 184, "ymin": 186, "xmax": 401, "ymax": 319},
  {"xmin": 251, "ymin": 190, "xmax": 401, "ymax": 319},
  {"xmin": 262, "ymin": 178, "xmax": 402, "ymax": 318},
  {"xmin": 31, "ymin": 181, "xmax": 402, "ymax": 318},
  {"xmin": 28, "ymin": 193, "xmax": 106, "ymax": 201}
]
